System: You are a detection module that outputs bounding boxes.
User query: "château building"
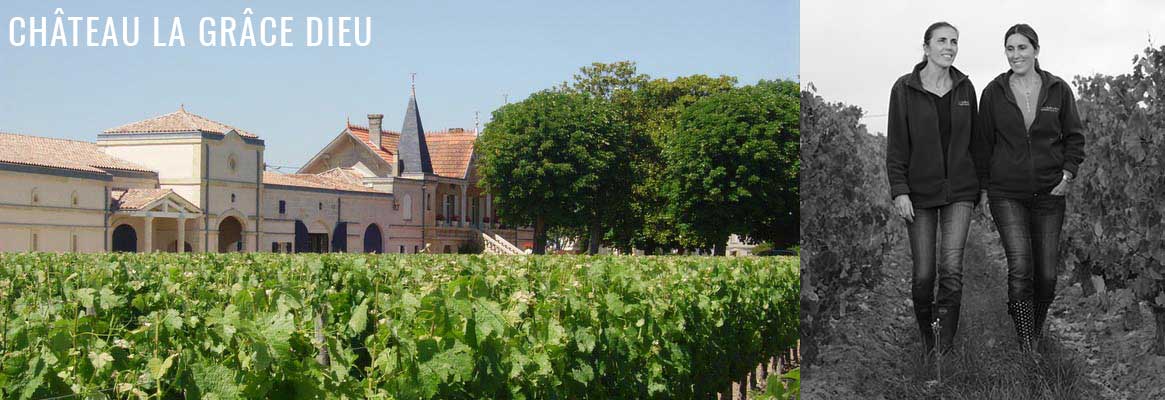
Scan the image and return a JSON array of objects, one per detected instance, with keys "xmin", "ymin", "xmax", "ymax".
[{"xmin": 0, "ymin": 88, "xmax": 533, "ymax": 254}]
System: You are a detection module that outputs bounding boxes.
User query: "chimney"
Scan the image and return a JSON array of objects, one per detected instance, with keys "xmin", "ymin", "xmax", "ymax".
[{"xmin": 368, "ymin": 113, "xmax": 384, "ymax": 149}]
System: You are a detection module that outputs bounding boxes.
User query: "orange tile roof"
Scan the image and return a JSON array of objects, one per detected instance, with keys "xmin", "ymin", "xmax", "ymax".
[
  {"xmin": 103, "ymin": 106, "xmax": 259, "ymax": 138},
  {"xmin": 263, "ymin": 171, "xmax": 381, "ymax": 194},
  {"xmin": 339, "ymin": 122, "xmax": 476, "ymax": 179},
  {"xmin": 346, "ymin": 123, "xmax": 399, "ymax": 161},
  {"xmin": 425, "ymin": 130, "xmax": 477, "ymax": 178},
  {"xmin": 110, "ymin": 188, "xmax": 174, "ymax": 211},
  {"xmin": 0, "ymin": 132, "xmax": 156, "ymax": 175}
]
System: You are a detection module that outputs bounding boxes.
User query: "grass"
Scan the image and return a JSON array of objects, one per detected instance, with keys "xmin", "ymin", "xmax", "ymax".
[
  {"xmin": 869, "ymin": 338, "xmax": 1098, "ymax": 399},
  {"xmin": 858, "ymin": 220, "xmax": 1101, "ymax": 399}
]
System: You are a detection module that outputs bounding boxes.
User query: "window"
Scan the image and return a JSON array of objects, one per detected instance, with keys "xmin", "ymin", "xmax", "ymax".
[
  {"xmin": 278, "ymin": 200, "xmax": 286, "ymax": 214},
  {"xmin": 414, "ymin": 245, "xmax": 419, "ymax": 253},
  {"xmin": 228, "ymin": 154, "xmax": 238, "ymax": 174},
  {"xmin": 402, "ymin": 195, "xmax": 412, "ymax": 220},
  {"xmin": 426, "ymin": 194, "xmax": 431, "ymax": 210},
  {"xmin": 31, "ymin": 233, "xmax": 38, "ymax": 251},
  {"xmin": 231, "ymin": 193, "xmax": 236, "ymax": 203},
  {"xmin": 319, "ymin": 202, "xmax": 323, "ymax": 210},
  {"xmin": 31, "ymin": 188, "xmax": 39, "ymax": 204},
  {"xmin": 71, "ymin": 191, "xmax": 79, "ymax": 207},
  {"xmin": 71, "ymin": 234, "xmax": 77, "ymax": 252},
  {"xmin": 399, "ymin": 245, "xmax": 405, "ymax": 253},
  {"xmin": 272, "ymin": 242, "xmax": 279, "ymax": 252}
]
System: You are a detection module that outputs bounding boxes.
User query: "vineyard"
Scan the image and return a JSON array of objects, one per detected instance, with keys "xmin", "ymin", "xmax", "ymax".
[
  {"xmin": 799, "ymin": 86, "xmax": 898, "ymax": 363},
  {"xmin": 0, "ymin": 253, "xmax": 798, "ymax": 399},
  {"xmin": 1067, "ymin": 44, "xmax": 1165, "ymax": 355}
]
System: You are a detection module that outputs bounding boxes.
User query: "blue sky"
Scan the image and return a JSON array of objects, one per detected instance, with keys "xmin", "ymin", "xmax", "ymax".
[{"xmin": 0, "ymin": 0, "xmax": 797, "ymax": 169}]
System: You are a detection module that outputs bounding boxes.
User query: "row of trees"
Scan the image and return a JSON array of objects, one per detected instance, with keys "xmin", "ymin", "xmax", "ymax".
[{"xmin": 476, "ymin": 62, "xmax": 799, "ymax": 255}]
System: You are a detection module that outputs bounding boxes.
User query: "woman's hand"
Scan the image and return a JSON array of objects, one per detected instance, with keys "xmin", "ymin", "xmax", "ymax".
[
  {"xmin": 894, "ymin": 195, "xmax": 914, "ymax": 223},
  {"xmin": 1050, "ymin": 169, "xmax": 1073, "ymax": 196}
]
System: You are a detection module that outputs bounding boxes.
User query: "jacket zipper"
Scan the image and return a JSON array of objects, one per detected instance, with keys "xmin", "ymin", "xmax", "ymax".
[{"xmin": 1004, "ymin": 77, "xmax": 1038, "ymax": 197}]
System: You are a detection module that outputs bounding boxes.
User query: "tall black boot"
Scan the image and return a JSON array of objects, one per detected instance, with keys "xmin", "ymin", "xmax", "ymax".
[
  {"xmin": 914, "ymin": 302, "xmax": 936, "ymax": 357},
  {"xmin": 1007, "ymin": 300, "xmax": 1035, "ymax": 352},
  {"xmin": 936, "ymin": 305, "xmax": 960, "ymax": 354},
  {"xmin": 1033, "ymin": 301, "xmax": 1052, "ymax": 347}
]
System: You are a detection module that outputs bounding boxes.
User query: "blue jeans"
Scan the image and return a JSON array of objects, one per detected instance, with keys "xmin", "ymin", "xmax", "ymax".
[
  {"xmin": 989, "ymin": 194, "xmax": 1065, "ymax": 304},
  {"xmin": 908, "ymin": 201, "xmax": 973, "ymax": 310}
]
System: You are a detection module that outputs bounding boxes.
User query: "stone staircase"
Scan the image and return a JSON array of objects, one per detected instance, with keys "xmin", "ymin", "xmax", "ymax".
[{"xmin": 477, "ymin": 228, "xmax": 526, "ymax": 255}]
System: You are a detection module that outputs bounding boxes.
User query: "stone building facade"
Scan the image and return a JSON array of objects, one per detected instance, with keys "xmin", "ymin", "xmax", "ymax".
[{"xmin": 0, "ymin": 89, "xmax": 533, "ymax": 254}]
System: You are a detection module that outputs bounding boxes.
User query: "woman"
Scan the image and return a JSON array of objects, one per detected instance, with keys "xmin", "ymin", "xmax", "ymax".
[
  {"xmin": 886, "ymin": 21, "xmax": 981, "ymax": 357},
  {"xmin": 975, "ymin": 24, "xmax": 1086, "ymax": 353}
]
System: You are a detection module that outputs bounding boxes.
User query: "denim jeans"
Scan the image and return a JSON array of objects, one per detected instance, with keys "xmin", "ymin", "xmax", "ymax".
[
  {"xmin": 989, "ymin": 194, "xmax": 1066, "ymax": 303},
  {"xmin": 909, "ymin": 201, "xmax": 974, "ymax": 310}
]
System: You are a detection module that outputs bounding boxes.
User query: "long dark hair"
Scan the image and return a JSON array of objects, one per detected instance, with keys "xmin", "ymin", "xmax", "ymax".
[
  {"xmin": 1004, "ymin": 24, "xmax": 1041, "ymax": 70},
  {"xmin": 922, "ymin": 22, "xmax": 958, "ymax": 63}
]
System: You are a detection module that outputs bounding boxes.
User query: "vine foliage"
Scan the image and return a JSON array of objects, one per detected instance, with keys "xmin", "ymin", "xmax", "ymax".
[
  {"xmin": 800, "ymin": 87, "xmax": 898, "ymax": 363},
  {"xmin": 1068, "ymin": 44, "xmax": 1165, "ymax": 355}
]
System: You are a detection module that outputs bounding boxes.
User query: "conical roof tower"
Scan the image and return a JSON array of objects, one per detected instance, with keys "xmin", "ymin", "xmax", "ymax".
[{"xmin": 398, "ymin": 77, "xmax": 433, "ymax": 176}]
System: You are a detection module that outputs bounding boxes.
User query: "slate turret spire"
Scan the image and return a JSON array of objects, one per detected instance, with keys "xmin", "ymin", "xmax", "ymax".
[{"xmin": 398, "ymin": 73, "xmax": 433, "ymax": 176}]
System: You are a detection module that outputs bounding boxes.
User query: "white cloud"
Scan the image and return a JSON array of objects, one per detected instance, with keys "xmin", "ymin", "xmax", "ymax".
[{"xmin": 802, "ymin": 0, "xmax": 1165, "ymax": 133}]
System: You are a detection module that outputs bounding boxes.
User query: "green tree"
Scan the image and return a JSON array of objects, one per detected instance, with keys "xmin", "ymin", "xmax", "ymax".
[
  {"xmin": 662, "ymin": 80, "xmax": 799, "ymax": 255},
  {"xmin": 630, "ymin": 75, "xmax": 739, "ymax": 252},
  {"xmin": 560, "ymin": 61, "xmax": 650, "ymax": 253},
  {"xmin": 564, "ymin": 62, "xmax": 742, "ymax": 253},
  {"xmin": 476, "ymin": 90, "xmax": 632, "ymax": 254}
]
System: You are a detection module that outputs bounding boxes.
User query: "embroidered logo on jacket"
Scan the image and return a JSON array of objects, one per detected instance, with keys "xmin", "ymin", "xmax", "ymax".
[
  {"xmin": 957, "ymin": 100, "xmax": 971, "ymax": 107},
  {"xmin": 1040, "ymin": 106, "xmax": 1060, "ymax": 113}
]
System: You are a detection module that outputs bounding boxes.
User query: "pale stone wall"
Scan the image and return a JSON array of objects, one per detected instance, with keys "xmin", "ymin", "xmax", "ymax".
[
  {"xmin": 0, "ymin": 170, "xmax": 109, "ymax": 252},
  {"xmin": 202, "ymin": 133, "xmax": 264, "ymax": 252},
  {"xmin": 300, "ymin": 134, "xmax": 393, "ymax": 177},
  {"xmin": 102, "ymin": 142, "xmax": 199, "ymax": 181},
  {"xmin": 260, "ymin": 185, "xmax": 422, "ymax": 253}
]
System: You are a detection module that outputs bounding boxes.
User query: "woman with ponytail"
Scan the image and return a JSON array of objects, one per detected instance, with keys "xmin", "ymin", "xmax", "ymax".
[{"xmin": 886, "ymin": 21, "xmax": 983, "ymax": 358}]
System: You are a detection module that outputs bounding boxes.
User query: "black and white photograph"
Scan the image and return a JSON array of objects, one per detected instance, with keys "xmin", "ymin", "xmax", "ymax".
[{"xmin": 801, "ymin": 1, "xmax": 1165, "ymax": 398}]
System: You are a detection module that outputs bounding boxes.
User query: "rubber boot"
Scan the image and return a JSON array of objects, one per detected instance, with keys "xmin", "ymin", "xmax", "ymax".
[
  {"xmin": 936, "ymin": 305, "xmax": 960, "ymax": 354},
  {"xmin": 1034, "ymin": 300, "xmax": 1053, "ymax": 340},
  {"xmin": 1007, "ymin": 300, "xmax": 1035, "ymax": 352},
  {"xmin": 1033, "ymin": 301, "xmax": 1052, "ymax": 349},
  {"xmin": 914, "ymin": 302, "xmax": 936, "ymax": 357}
]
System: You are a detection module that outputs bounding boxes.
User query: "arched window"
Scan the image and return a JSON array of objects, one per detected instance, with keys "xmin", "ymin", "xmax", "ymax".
[{"xmin": 402, "ymin": 194, "xmax": 413, "ymax": 220}]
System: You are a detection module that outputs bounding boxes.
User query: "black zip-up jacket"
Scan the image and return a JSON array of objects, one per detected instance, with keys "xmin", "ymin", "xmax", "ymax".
[
  {"xmin": 886, "ymin": 61, "xmax": 982, "ymax": 209},
  {"xmin": 975, "ymin": 68, "xmax": 1086, "ymax": 198}
]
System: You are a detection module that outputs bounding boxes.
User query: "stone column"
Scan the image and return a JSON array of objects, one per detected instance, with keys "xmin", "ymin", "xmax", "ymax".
[
  {"xmin": 176, "ymin": 216, "xmax": 186, "ymax": 253},
  {"xmin": 143, "ymin": 216, "xmax": 154, "ymax": 253},
  {"xmin": 460, "ymin": 185, "xmax": 468, "ymax": 227}
]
